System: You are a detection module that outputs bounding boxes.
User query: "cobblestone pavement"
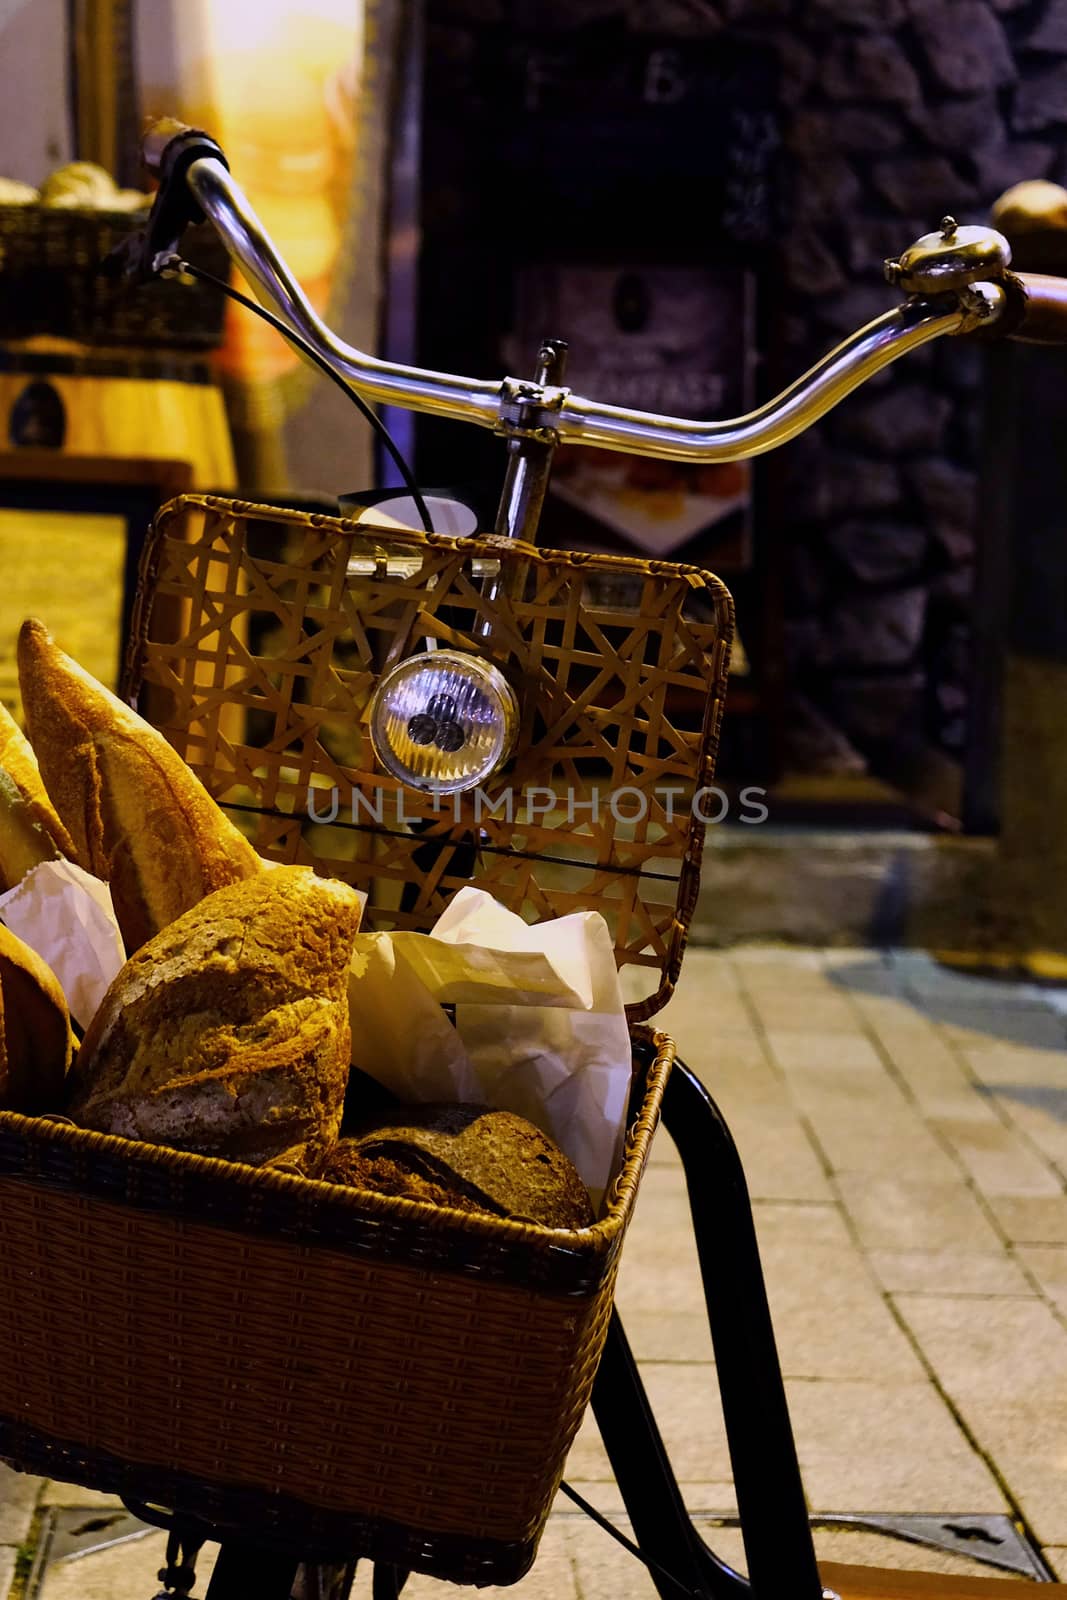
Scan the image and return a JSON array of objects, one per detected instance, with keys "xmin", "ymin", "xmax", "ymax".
[{"xmin": 5, "ymin": 947, "xmax": 1067, "ymax": 1598}]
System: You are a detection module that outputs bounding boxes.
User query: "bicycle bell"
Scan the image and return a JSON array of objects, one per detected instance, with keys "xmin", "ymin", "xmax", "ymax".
[
  {"xmin": 884, "ymin": 216, "xmax": 1012, "ymax": 295},
  {"xmin": 368, "ymin": 649, "xmax": 519, "ymax": 795}
]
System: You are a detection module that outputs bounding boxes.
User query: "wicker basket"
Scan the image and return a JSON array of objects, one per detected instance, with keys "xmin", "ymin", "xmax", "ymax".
[
  {"xmin": 0, "ymin": 496, "xmax": 734, "ymax": 1584},
  {"xmin": 0, "ymin": 207, "xmax": 228, "ymax": 348}
]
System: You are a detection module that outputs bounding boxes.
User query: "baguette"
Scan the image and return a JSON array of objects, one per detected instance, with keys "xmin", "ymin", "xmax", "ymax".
[
  {"xmin": 0, "ymin": 921, "xmax": 73, "ymax": 1112},
  {"xmin": 17, "ymin": 619, "xmax": 262, "ymax": 950},
  {"xmin": 69, "ymin": 866, "xmax": 362, "ymax": 1167},
  {"xmin": 0, "ymin": 699, "xmax": 78, "ymax": 878}
]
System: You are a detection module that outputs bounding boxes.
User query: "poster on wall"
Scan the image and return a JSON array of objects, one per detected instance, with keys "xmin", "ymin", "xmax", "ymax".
[{"xmin": 507, "ymin": 264, "xmax": 756, "ymax": 566}]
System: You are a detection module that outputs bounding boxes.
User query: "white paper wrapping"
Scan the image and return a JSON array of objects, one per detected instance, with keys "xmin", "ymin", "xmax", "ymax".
[
  {"xmin": 347, "ymin": 886, "xmax": 633, "ymax": 1206},
  {"xmin": 0, "ymin": 859, "xmax": 125, "ymax": 1028}
]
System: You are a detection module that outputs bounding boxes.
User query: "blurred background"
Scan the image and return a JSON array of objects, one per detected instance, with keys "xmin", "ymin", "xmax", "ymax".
[{"xmin": 3, "ymin": 0, "xmax": 1067, "ymax": 956}]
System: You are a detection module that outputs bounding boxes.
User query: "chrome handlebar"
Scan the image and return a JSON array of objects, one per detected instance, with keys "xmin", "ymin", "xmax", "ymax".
[{"xmin": 177, "ymin": 156, "xmax": 1010, "ymax": 467}]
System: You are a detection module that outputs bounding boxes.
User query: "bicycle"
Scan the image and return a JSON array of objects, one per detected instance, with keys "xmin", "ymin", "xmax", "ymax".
[{"xmin": 2, "ymin": 118, "xmax": 1065, "ymax": 1600}]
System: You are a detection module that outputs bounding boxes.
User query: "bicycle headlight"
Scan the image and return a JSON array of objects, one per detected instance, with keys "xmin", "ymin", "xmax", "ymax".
[{"xmin": 368, "ymin": 650, "xmax": 519, "ymax": 794}]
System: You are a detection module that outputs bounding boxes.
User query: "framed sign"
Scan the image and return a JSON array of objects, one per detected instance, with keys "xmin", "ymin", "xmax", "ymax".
[{"xmin": 507, "ymin": 262, "xmax": 755, "ymax": 565}]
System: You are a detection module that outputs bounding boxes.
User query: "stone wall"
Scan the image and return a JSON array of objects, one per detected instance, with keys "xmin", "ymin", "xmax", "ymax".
[
  {"xmin": 756, "ymin": 0, "xmax": 1066, "ymax": 784},
  {"xmin": 431, "ymin": 0, "xmax": 1067, "ymax": 791}
]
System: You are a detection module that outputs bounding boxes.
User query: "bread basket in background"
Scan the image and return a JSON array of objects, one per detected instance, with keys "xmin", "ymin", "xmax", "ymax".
[{"xmin": 0, "ymin": 496, "xmax": 733, "ymax": 1584}]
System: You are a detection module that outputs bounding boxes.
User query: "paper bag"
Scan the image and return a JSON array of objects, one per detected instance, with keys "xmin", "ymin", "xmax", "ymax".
[
  {"xmin": 0, "ymin": 859, "xmax": 125, "ymax": 1029},
  {"xmin": 348, "ymin": 886, "xmax": 633, "ymax": 1206}
]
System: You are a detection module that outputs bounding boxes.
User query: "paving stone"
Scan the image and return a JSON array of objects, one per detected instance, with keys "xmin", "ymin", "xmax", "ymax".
[
  {"xmin": 927, "ymin": 1116, "xmax": 1064, "ymax": 1198},
  {"xmin": 836, "ymin": 1174, "xmax": 1002, "ymax": 1252},
  {"xmin": 756, "ymin": 1253, "xmax": 927, "ymax": 1383},
  {"xmin": 728, "ymin": 945, "xmax": 824, "ymax": 971},
  {"xmin": 0, "ymin": 1550, "xmax": 13, "ymax": 1600},
  {"xmin": 743, "ymin": 990, "xmax": 862, "ymax": 1035},
  {"xmin": 752, "ymin": 1199, "xmax": 855, "ymax": 1251},
  {"xmin": 36, "ymin": 1530, "xmax": 217, "ymax": 1600},
  {"xmin": 986, "ymin": 1193, "xmax": 1067, "ymax": 1244},
  {"xmin": 931, "ymin": 1006, "xmax": 1067, "ymax": 1051},
  {"xmin": 563, "ymin": 1367, "xmax": 730, "ymax": 1484},
  {"xmin": 791, "ymin": 1092, "xmax": 959, "ymax": 1183},
  {"xmin": 765, "ymin": 1031, "xmax": 887, "ymax": 1074},
  {"xmin": 874, "ymin": 1036, "xmax": 989, "ymax": 1100},
  {"xmin": 726, "ymin": 1117, "xmax": 833, "ymax": 1202},
  {"xmin": 985, "ymin": 1092, "xmax": 1067, "ymax": 1181},
  {"xmin": 1015, "ymin": 1243, "xmax": 1067, "ymax": 1313},
  {"xmin": 1044, "ymin": 1547, "xmax": 1067, "ymax": 1580},
  {"xmin": 0, "ymin": 1465, "xmax": 40, "ymax": 1545},
  {"xmin": 889, "ymin": 954, "xmax": 1046, "ymax": 1007},
  {"xmin": 36, "ymin": 1482, "xmax": 124, "ymax": 1510},
  {"xmin": 961, "ymin": 1042, "xmax": 1067, "ymax": 1086},
  {"xmin": 919, "ymin": 1395, "xmax": 1067, "ymax": 1548},
  {"xmin": 611, "ymin": 1307, "xmax": 717, "ymax": 1363},
  {"xmin": 867, "ymin": 1248, "xmax": 1035, "ymax": 1298},
  {"xmin": 396, "ymin": 1520, "xmax": 578, "ymax": 1600},
  {"xmin": 784, "ymin": 1379, "xmax": 1007, "ymax": 1513},
  {"xmin": 561, "ymin": 1509, "xmax": 698, "ymax": 1600},
  {"xmin": 661, "ymin": 987, "xmax": 758, "ymax": 1039},
  {"xmin": 891, "ymin": 1294, "xmax": 1067, "ymax": 1406}
]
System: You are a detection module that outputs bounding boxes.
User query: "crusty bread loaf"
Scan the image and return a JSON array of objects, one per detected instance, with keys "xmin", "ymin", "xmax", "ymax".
[
  {"xmin": 68, "ymin": 866, "xmax": 363, "ymax": 1167},
  {"xmin": 0, "ymin": 699, "xmax": 78, "ymax": 878},
  {"xmin": 17, "ymin": 619, "xmax": 261, "ymax": 950},
  {"xmin": 319, "ymin": 1104, "xmax": 595, "ymax": 1228},
  {"xmin": 0, "ymin": 921, "xmax": 73, "ymax": 1112}
]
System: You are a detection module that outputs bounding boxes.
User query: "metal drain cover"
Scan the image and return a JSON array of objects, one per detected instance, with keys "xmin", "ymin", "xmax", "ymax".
[
  {"xmin": 25, "ymin": 1506, "xmax": 157, "ymax": 1598},
  {"xmin": 811, "ymin": 1514, "xmax": 1054, "ymax": 1581}
]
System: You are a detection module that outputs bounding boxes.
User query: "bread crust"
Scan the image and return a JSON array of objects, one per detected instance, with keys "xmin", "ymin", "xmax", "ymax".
[
  {"xmin": 17, "ymin": 619, "xmax": 261, "ymax": 949},
  {"xmin": 69, "ymin": 866, "xmax": 363, "ymax": 1167},
  {"xmin": 0, "ymin": 921, "xmax": 73, "ymax": 1111},
  {"xmin": 0, "ymin": 699, "xmax": 78, "ymax": 867}
]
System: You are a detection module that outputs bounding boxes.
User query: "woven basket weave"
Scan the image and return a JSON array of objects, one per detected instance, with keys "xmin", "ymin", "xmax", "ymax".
[{"xmin": 0, "ymin": 496, "xmax": 733, "ymax": 1583}]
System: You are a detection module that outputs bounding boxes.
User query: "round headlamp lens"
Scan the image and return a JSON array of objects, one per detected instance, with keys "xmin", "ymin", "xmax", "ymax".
[{"xmin": 369, "ymin": 650, "xmax": 518, "ymax": 794}]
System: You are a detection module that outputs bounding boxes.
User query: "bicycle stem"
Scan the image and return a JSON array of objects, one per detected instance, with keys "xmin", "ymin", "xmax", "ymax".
[{"xmin": 182, "ymin": 157, "xmax": 1005, "ymax": 470}]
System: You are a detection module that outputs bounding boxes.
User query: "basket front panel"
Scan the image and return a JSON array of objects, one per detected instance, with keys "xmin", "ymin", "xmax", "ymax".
[
  {"xmin": 128, "ymin": 496, "xmax": 734, "ymax": 1017},
  {"xmin": 0, "ymin": 1175, "xmax": 615, "ymax": 1545}
]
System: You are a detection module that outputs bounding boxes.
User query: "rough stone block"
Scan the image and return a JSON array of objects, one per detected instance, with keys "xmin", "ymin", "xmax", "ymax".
[
  {"xmin": 1012, "ymin": 61, "xmax": 1067, "ymax": 132},
  {"xmin": 825, "ymin": 518, "xmax": 929, "ymax": 584},
  {"xmin": 971, "ymin": 140, "xmax": 1056, "ymax": 201},
  {"xmin": 809, "ymin": 0, "xmax": 907, "ymax": 22},
  {"xmin": 823, "ymin": 35, "xmax": 923, "ymax": 104},
  {"xmin": 789, "ymin": 152, "xmax": 863, "ymax": 223},
  {"xmin": 873, "ymin": 154, "xmax": 972, "ymax": 216},
  {"xmin": 827, "ymin": 588, "xmax": 928, "ymax": 668},
  {"xmin": 793, "ymin": 448, "xmax": 902, "ymax": 521},
  {"xmin": 916, "ymin": 91, "xmax": 1007, "ymax": 152},
  {"xmin": 913, "ymin": 1, "xmax": 1017, "ymax": 93},
  {"xmin": 835, "ymin": 383, "xmax": 953, "ymax": 456},
  {"xmin": 907, "ymin": 456, "xmax": 978, "ymax": 531},
  {"xmin": 788, "ymin": 106, "xmax": 907, "ymax": 156},
  {"xmin": 793, "ymin": 450, "xmax": 902, "ymax": 521},
  {"xmin": 784, "ymin": 227, "xmax": 848, "ymax": 296},
  {"xmin": 1026, "ymin": 0, "xmax": 1067, "ymax": 53},
  {"xmin": 814, "ymin": 282, "xmax": 900, "ymax": 335}
]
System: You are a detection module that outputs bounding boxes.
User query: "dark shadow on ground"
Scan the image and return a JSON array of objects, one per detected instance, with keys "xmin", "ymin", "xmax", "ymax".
[{"xmin": 825, "ymin": 958, "xmax": 1067, "ymax": 1055}]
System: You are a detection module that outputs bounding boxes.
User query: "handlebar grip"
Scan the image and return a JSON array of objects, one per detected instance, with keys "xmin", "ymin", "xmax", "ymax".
[
  {"xmin": 142, "ymin": 117, "xmax": 197, "ymax": 177},
  {"xmin": 101, "ymin": 117, "xmax": 229, "ymax": 283},
  {"xmin": 1002, "ymin": 271, "xmax": 1067, "ymax": 345}
]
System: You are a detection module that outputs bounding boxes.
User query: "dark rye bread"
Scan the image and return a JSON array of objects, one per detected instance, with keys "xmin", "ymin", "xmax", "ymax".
[
  {"xmin": 68, "ymin": 867, "xmax": 363, "ymax": 1168},
  {"xmin": 318, "ymin": 1104, "xmax": 595, "ymax": 1229}
]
